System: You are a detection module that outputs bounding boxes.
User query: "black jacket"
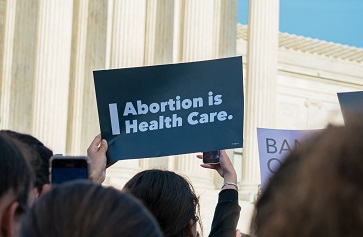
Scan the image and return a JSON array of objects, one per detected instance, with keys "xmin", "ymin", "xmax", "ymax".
[{"xmin": 209, "ymin": 189, "xmax": 241, "ymax": 237}]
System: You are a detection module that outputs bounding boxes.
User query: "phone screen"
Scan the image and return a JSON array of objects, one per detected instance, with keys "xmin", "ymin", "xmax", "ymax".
[
  {"xmin": 203, "ymin": 151, "xmax": 220, "ymax": 164},
  {"xmin": 51, "ymin": 157, "xmax": 89, "ymax": 184}
]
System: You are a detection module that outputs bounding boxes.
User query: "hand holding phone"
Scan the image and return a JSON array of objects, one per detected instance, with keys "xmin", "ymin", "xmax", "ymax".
[
  {"xmin": 203, "ymin": 151, "xmax": 220, "ymax": 164},
  {"xmin": 50, "ymin": 156, "xmax": 91, "ymax": 184},
  {"xmin": 198, "ymin": 150, "xmax": 237, "ymax": 188}
]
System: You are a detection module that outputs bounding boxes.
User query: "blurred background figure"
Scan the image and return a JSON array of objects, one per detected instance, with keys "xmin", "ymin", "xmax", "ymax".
[
  {"xmin": 251, "ymin": 121, "xmax": 363, "ymax": 237},
  {"xmin": 1, "ymin": 130, "xmax": 53, "ymax": 197},
  {"xmin": 0, "ymin": 133, "xmax": 34, "ymax": 237},
  {"xmin": 20, "ymin": 181, "xmax": 163, "ymax": 237}
]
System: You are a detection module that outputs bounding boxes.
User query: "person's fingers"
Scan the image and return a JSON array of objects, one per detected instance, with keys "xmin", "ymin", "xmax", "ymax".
[
  {"xmin": 96, "ymin": 141, "xmax": 107, "ymax": 170},
  {"xmin": 99, "ymin": 139, "xmax": 108, "ymax": 152},
  {"xmin": 200, "ymin": 164, "xmax": 213, "ymax": 169},
  {"xmin": 196, "ymin": 154, "xmax": 202, "ymax": 159},
  {"xmin": 88, "ymin": 134, "xmax": 102, "ymax": 152},
  {"xmin": 200, "ymin": 164, "xmax": 219, "ymax": 169}
]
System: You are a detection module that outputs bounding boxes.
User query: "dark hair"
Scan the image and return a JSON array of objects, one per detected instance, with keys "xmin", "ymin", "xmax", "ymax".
[
  {"xmin": 251, "ymin": 123, "xmax": 363, "ymax": 237},
  {"xmin": 20, "ymin": 181, "xmax": 163, "ymax": 237},
  {"xmin": 0, "ymin": 133, "xmax": 34, "ymax": 214},
  {"xmin": 0, "ymin": 130, "xmax": 53, "ymax": 193},
  {"xmin": 123, "ymin": 169, "xmax": 202, "ymax": 237}
]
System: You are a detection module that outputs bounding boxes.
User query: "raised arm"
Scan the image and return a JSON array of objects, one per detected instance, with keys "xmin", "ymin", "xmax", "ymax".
[
  {"xmin": 197, "ymin": 150, "xmax": 241, "ymax": 237},
  {"xmin": 87, "ymin": 134, "xmax": 108, "ymax": 183}
]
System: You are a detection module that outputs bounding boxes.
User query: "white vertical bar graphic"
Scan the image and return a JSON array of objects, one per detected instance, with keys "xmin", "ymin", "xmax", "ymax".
[{"xmin": 109, "ymin": 103, "xmax": 120, "ymax": 135}]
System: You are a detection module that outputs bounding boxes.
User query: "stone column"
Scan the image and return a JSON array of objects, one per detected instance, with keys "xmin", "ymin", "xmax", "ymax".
[
  {"xmin": 0, "ymin": 0, "xmax": 16, "ymax": 129},
  {"xmin": 31, "ymin": 0, "xmax": 73, "ymax": 153},
  {"xmin": 179, "ymin": 0, "xmax": 237, "ymax": 60},
  {"xmin": 180, "ymin": 0, "xmax": 214, "ymax": 62},
  {"xmin": 1, "ymin": 0, "xmax": 38, "ymax": 132},
  {"xmin": 240, "ymin": 0, "xmax": 280, "ymax": 201},
  {"xmin": 172, "ymin": 0, "xmax": 183, "ymax": 63},
  {"xmin": 109, "ymin": 0, "xmax": 147, "ymax": 68},
  {"xmin": 144, "ymin": 0, "xmax": 174, "ymax": 66},
  {"xmin": 212, "ymin": 0, "xmax": 237, "ymax": 58},
  {"xmin": 66, "ymin": 0, "xmax": 89, "ymax": 155},
  {"xmin": 66, "ymin": 0, "xmax": 108, "ymax": 155}
]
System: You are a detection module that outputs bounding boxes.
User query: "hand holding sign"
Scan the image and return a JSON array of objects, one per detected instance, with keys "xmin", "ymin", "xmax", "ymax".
[{"xmin": 87, "ymin": 134, "xmax": 108, "ymax": 183}]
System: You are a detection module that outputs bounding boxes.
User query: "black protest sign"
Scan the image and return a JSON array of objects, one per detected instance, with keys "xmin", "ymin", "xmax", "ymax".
[
  {"xmin": 93, "ymin": 56, "xmax": 244, "ymax": 163},
  {"xmin": 338, "ymin": 91, "xmax": 363, "ymax": 124}
]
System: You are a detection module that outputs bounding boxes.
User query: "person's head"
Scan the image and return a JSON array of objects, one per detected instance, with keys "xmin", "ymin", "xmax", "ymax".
[
  {"xmin": 20, "ymin": 181, "xmax": 163, "ymax": 237},
  {"xmin": 251, "ymin": 123, "xmax": 363, "ymax": 237},
  {"xmin": 0, "ymin": 133, "xmax": 34, "ymax": 237},
  {"xmin": 123, "ymin": 169, "xmax": 202, "ymax": 237},
  {"xmin": 0, "ymin": 130, "xmax": 53, "ymax": 196}
]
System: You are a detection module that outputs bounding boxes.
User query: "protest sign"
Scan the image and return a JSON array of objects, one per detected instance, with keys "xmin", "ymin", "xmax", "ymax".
[
  {"xmin": 337, "ymin": 91, "xmax": 363, "ymax": 124},
  {"xmin": 257, "ymin": 128, "xmax": 318, "ymax": 190},
  {"xmin": 94, "ymin": 56, "xmax": 244, "ymax": 163}
]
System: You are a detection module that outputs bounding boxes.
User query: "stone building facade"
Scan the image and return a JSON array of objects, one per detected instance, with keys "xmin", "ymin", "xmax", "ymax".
[{"xmin": 1, "ymin": 0, "xmax": 363, "ymax": 234}]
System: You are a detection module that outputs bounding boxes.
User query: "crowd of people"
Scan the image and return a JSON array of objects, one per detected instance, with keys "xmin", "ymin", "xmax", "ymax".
[
  {"xmin": 0, "ymin": 130, "xmax": 240, "ymax": 237},
  {"xmin": 1, "ymin": 119, "xmax": 363, "ymax": 236}
]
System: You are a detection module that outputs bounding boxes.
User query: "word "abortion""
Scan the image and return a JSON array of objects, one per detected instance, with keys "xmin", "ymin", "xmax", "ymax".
[{"xmin": 123, "ymin": 93, "xmax": 222, "ymax": 116}]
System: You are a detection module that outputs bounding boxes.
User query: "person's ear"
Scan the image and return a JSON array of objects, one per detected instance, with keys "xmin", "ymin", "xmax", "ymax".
[{"xmin": 1, "ymin": 201, "xmax": 19, "ymax": 237}]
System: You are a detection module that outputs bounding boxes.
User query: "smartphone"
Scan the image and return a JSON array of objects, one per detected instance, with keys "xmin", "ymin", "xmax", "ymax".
[
  {"xmin": 50, "ymin": 156, "xmax": 91, "ymax": 184},
  {"xmin": 203, "ymin": 151, "xmax": 220, "ymax": 164}
]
